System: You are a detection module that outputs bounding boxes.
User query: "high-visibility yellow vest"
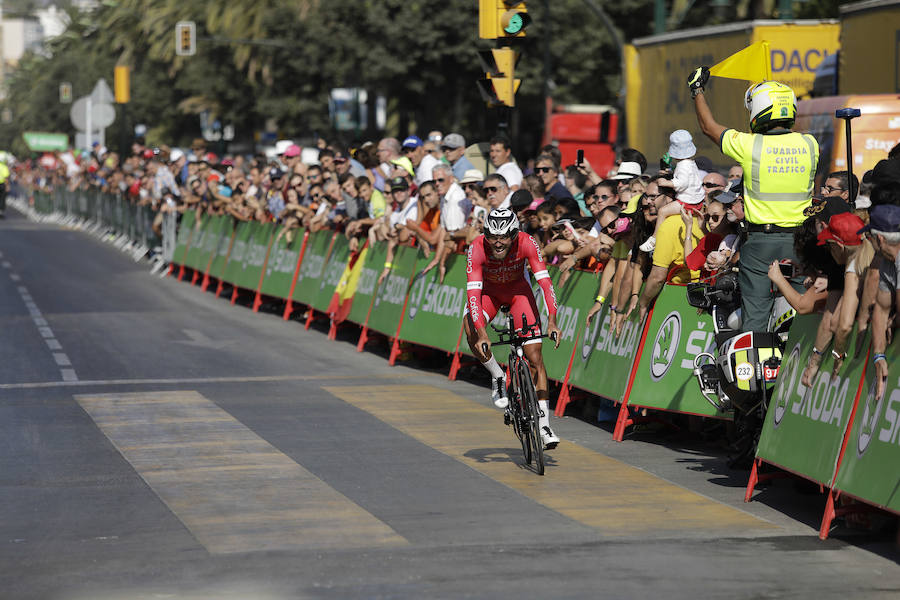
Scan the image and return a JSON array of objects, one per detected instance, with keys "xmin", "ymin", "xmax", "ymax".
[
  {"xmin": 720, "ymin": 129, "xmax": 819, "ymax": 227},
  {"xmin": 0, "ymin": 163, "xmax": 9, "ymax": 184}
]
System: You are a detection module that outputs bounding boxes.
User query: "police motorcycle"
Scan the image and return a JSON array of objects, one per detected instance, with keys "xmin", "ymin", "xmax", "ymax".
[{"xmin": 686, "ymin": 265, "xmax": 796, "ymax": 465}]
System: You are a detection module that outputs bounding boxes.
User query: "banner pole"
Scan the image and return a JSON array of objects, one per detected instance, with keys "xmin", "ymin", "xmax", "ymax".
[{"xmin": 613, "ymin": 307, "xmax": 654, "ymax": 442}]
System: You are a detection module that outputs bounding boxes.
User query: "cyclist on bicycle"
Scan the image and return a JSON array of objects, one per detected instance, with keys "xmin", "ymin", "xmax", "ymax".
[{"xmin": 464, "ymin": 207, "xmax": 562, "ymax": 449}]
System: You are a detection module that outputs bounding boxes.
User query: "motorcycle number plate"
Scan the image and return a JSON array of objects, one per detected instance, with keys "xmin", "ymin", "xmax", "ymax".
[
  {"xmin": 764, "ymin": 366, "xmax": 779, "ymax": 381},
  {"xmin": 735, "ymin": 362, "xmax": 754, "ymax": 381}
]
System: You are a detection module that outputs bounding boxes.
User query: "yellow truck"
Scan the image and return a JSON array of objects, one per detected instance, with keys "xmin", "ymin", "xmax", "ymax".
[{"xmin": 625, "ymin": 20, "xmax": 841, "ymax": 165}]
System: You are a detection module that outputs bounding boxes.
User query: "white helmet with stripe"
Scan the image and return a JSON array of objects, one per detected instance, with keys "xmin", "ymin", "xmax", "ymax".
[
  {"xmin": 485, "ymin": 207, "xmax": 519, "ymax": 236},
  {"xmin": 745, "ymin": 80, "xmax": 797, "ymax": 133}
]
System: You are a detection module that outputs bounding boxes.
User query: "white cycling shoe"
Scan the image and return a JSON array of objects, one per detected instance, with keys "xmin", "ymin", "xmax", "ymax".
[
  {"xmin": 541, "ymin": 425, "xmax": 560, "ymax": 450},
  {"xmin": 491, "ymin": 376, "xmax": 509, "ymax": 409}
]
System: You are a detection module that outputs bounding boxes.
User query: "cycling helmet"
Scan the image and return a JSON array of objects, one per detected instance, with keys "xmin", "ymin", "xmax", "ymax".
[
  {"xmin": 745, "ymin": 81, "xmax": 797, "ymax": 133},
  {"xmin": 485, "ymin": 207, "xmax": 519, "ymax": 236}
]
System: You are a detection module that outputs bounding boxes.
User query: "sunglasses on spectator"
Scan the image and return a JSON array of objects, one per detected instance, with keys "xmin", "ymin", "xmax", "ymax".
[
  {"xmin": 435, "ymin": 177, "xmax": 447, "ymax": 183},
  {"xmin": 644, "ymin": 192, "xmax": 661, "ymax": 199},
  {"xmin": 822, "ymin": 184, "xmax": 844, "ymax": 194},
  {"xmin": 484, "ymin": 186, "xmax": 500, "ymax": 193},
  {"xmin": 440, "ymin": 146, "xmax": 454, "ymax": 152},
  {"xmin": 535, "ymin": 167, "xmax": 554, "ymax": 174},
  {"xmin": 702, "ymin": 182, "xmax": 722, "ymax": 189},
  {"xmin": 707, "ymin": 213, "xmax": 724, "ymax": 222}
]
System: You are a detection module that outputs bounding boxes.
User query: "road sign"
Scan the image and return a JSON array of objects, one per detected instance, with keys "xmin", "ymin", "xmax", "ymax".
[{"xmin": 70, "ymin": 96, "xmax": 116, "ymax": 131}]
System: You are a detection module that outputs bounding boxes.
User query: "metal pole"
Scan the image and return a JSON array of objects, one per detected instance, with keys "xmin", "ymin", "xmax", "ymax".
[{"xmin": 835, "ymin": 107, "xmax": 861, "ymax": 207}]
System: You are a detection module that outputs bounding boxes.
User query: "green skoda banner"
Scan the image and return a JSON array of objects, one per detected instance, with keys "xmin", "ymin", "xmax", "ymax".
[
  {"xmin": 532, "ymin": 269, "xmax": 597, "ymax": 381},
  {"xmin": 221, "ymin": 222, "xmax": 253, "ymax": 286},
  {"xmin": 756, "ymin": 314, "xmax": 869, "ymax": 486},
  {"xmin": 259, "ymin": 228, "xmax": 305, "ymax": 300},
  {"xmin": 346, "ymin": 242, "xmax": 389, "ymax": 326},
  {"xmin": 627, "ymin": 284, "xmax": 725, "ymax": 419},
  {"xmin": 183, "ymin": 215, "xmax": 209, "ymax": 271},
  {"xmin": 292, "ymin": 231, "xmax": 335, "ymax": 306},
  {"xmin": 569, "ymin": 300, "xmax": 643, "ymax": 403},
  {"xmin": 186, "ymin": 216, "xmax": 227, "ymax": 272},
  {"xmin": 232, "ymin": 222, "xmax": 274, "ymax": 291},
  {"xmin": 311, "ymin": 235, "xmax": 351, "ymax": 313},
  {"xmin": 396, "ymin": 252, "xmax": 467, "ymax": 354},
  {"xmin": 208, "ymin": 219, "xmax": 236, "ymax": 281},
  {"xmin": 830, "ymin": 344, "xmax": 899, "ymax": 514},
  {"xmin": 365, "ymin": 244, "xmax": 418, "ymax": 337},
  {"xmin": 172, "ymin": 210, "xmax": 196, "ymax": 265}
]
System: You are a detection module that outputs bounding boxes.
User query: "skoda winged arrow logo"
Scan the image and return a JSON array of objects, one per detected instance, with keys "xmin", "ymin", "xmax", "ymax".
[
  {"xmin": 649, "ymin": 311, "xmax": 681, "ymax": 381},
  {"xmin": 406, "ymin": 271, "xmax": 429, "ymax": 320},
  {"xmin": 856, "ymin": 378, "xmax": 887, "ymax": 457}
]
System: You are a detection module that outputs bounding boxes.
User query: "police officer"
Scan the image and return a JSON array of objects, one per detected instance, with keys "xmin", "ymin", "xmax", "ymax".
[
  {"xmin": 688, "ymin": 67, "xmax": 819, "ymax": 332},
  {"xmin": 0, "ymin": 156, "xmax": 9, "ymax": 219}
]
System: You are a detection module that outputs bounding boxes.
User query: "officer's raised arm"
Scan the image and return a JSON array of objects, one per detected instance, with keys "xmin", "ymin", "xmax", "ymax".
[{"xmin": 688, "ymin": 66, "xmax": 727, "ymax": 144}]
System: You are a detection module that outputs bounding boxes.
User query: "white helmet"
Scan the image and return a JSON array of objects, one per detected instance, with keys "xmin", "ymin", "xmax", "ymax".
[
  {"xmin": 745, "ymin": 81, "xmax": 797, "ymax": 133},
  {"xmin": 485, "ymin": 207, "xmax": 519, "ymax": 236}
]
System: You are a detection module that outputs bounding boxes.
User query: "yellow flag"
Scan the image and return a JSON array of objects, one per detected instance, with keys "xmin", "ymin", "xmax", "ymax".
[{"xmin": 710, "ymin": 40, "xmax": 772, "ymax": 83}]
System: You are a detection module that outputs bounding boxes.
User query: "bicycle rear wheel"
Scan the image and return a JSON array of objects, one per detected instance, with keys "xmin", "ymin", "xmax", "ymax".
[{"xmin": 518, "ymin": 358, "xmax": 544, "ymax": 475}]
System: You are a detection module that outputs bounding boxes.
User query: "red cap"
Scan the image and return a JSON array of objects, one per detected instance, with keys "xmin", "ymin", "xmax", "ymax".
[
  {"xmin": 817, "ymin": 212, "xmax": 865, "ymax": 246},
  {"xmin": 142, "ymin": 149, "xmax": 154, "ymax": 159},
  {"xmin": 203, "ymin": 152, "xmax": 219, "ymax": 164}
]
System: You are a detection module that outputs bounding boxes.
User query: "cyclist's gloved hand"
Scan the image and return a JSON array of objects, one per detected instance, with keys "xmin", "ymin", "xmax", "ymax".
[{"xmin": 687, "ymin": 66, "xmax": 710, "ymax": 97}]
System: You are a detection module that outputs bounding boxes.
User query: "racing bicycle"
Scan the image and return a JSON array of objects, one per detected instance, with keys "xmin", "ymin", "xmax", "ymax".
[{"xmin": 484, "ymin": 311, "xmax": 555, "ymax": 476}]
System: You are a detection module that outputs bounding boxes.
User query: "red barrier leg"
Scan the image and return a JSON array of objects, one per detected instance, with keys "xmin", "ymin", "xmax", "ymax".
[
  {"xmin": 448, "ymin": 323, "xmax": 466, "ymax": 380},
  {"xmin": 190, "ymin": 269, "xmax": 200, "ymax": 285},
  {"xmin": 252, "ymin": 292, "xmax": 263, "ymax": 312},
  {"xmin": 201, "ymin": 274, "xmax": 211, "ymax": 292},
  {"xmin": 356, "ymin": 326, "xmax": 369, "ymax": 352},
  {"xmin": 215, "ymin": 279, "xmax": 224, "ymax": 298},
  {"xmin": 612, "ymin": 402, "xmax": 634, "ymax": 442},
  {"xmin": 177, "ymin": 264, "xmax": 186, "ymax": 280},
  {"xmin": 304, "ymin": 308, "xmax": 315, "ymax": 330},
  {"xmin": 745, "ymin": 458, "xmax": 761, "ymax": 503},
  {"xmin": 230, "ymin": 286, "xmax": 239, "ymax": 305},
  {"xmin": 820, "ymin": 489, "xmax": 838, "ymax": 540},
  {"xmin": 388, "ymin": 337, "xmax": 401, "ymax": 365},
  {"xmin": 166, "ymin": 264, "xmax": 174, "ymax": 277},
  {"xmin": 327, "ymin": 317, "xmax": 338, "ymax": 340},
  {"xmin": 554, "ymin": 336, "xmax": 580, "ymax": 417},
  {"xmin": 283, "ymin": 299, "xmax": 294, "ymax": 321}
]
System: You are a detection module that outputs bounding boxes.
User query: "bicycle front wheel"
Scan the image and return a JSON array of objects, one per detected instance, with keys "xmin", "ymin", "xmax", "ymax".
[
  {"xmin": 510, "ymin": 358, "xmax": 532, "ymax": 465},
  {"xmin": 518, "ymin": 358, "xmax": 544, "ymax": 475}
]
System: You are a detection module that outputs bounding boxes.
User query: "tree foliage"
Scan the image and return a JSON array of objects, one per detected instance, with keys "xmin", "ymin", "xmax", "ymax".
[{"xmin": 0, "ymin": 0, "xmax": 839, "ymax": 159}]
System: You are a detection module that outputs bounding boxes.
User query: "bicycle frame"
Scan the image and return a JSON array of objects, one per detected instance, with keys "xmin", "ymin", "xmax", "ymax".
[{"xmin": 490, "ymin": 311, "xmax": 547, "ymax": 475}]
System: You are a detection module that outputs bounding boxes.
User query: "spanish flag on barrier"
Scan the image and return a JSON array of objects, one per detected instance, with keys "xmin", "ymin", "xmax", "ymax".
[
  {"xmin": 327, "ymin": 246, "xmax": 368, "ymax": 323},
  {"xmin": 709, "ymin": 40, "xmax": 772, "ymax": 82}
]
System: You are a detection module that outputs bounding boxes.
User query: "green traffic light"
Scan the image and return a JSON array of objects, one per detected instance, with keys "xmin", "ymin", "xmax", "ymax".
[{"xmin": 503, "ymin": 13, "xmax": 525, "ymax": 34}]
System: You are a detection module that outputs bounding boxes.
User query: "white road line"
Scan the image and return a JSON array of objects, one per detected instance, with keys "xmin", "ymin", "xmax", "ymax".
[
  {"xmin": 7, "ymin": 265, "xmax": 79, "ymax": 383},
  {"xmin": 0, "ymin": 373, "xmax": 420, "ymax": 390}
]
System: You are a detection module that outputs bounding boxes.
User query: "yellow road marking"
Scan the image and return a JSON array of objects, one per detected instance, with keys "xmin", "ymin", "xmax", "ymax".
[
  {"xmin": 77, "ymin": 391, "xmax": 407, "ymax": 554},
  {"xmin": 325, "ymin": 385, "xmax": 777, "ymax": 538}
]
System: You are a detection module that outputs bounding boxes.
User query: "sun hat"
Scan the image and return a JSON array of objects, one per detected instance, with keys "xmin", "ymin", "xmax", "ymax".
[
  {"xmin": 668, "ymin": 129, "xmax": 696, "ymax": 160},
  {"xmin": 611, "ymin": 161, "xmax": 642, "ymax": 180},
  {"xmin": 459, "ymin": 169, "xmax": 485, "ymax": 184}
]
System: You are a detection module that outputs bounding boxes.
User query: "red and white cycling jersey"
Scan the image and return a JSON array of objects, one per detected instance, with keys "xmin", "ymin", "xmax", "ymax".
[{"xmin": 465, "ymin": 232, "xmax": 558, "ymax": 330}]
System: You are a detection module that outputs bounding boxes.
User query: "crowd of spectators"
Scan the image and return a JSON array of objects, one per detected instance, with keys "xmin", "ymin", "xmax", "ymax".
[{"xmin": 12, "ymin": 127, "xmax": 900, "ymax": 370}]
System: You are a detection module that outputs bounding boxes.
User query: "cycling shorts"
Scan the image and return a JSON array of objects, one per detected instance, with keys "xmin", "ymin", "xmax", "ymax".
[{"xmin": 464, "ymin": 280, "xmax": 543, "ymax": 345}]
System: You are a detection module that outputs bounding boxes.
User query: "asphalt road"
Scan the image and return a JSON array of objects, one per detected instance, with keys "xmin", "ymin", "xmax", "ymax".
[{"xmin": 1, "ymin": 207, "xmax": 898, "ymax": 600}]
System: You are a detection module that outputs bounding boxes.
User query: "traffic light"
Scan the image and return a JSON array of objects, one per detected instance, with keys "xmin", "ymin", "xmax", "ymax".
[
  {"xmin": 478, "ymin": 0, "xmax": 531, "ymax": 40},
  {"xmin": 114, "ymin": 66, "xmax": 130, "ymax": 104},
  {"xmin": 59, "ymin": 82, "xmax": 72, "ymax": 104},
  {"xmin": 476, "ymin": 47, "xmax": 521, "ymax": 107},
  {"xmin": 175, "ymin": 21, "xmax": 196, "ymax": 56}
]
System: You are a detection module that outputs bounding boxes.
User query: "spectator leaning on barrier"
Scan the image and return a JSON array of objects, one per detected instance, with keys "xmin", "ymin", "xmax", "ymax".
[
  {"xmin": 489, "ymin": 134, "xmax": 523, "ymax": 191},
  {"xmin": 860, "ymin": 204, "xmax": 900, "ymax": 400},
  {"xmin": 689, "ymin": 66, "xmax": 819, "ymax": 333}
]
